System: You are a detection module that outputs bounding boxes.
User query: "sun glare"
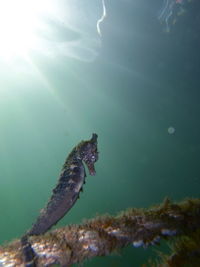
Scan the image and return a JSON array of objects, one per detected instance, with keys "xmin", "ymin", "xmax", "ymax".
[
  {"xmin": 0, "ymin": 0, "xmax": 106, "ymax": 65},
  {"xmin": 0, "ymin": 0, "xmax": 51, "ymax": 60}
]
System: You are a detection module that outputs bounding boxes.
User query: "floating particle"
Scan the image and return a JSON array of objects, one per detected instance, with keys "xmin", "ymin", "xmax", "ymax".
[{"xmin": 168, "ymin": 126, "xmax": 175, "ymax": 134}]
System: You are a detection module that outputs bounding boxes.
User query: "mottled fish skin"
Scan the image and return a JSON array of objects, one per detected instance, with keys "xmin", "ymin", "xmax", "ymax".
[
  {"xmin": 28, "ymin": 133, "xmax": 98, "ymax": 235},
  {"xmin": 28, "ymin": 159, "xmax": 86, "ymax": 236},
  {"xmin": 21, "ymin": 235, "xmax": 36, "ymax": 267},
  {"xmin": 22, "ymin": 134, "xmax": 98, "ymax": 265}
]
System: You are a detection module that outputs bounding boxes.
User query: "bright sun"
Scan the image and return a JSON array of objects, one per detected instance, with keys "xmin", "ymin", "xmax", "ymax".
[
  {"xmin": 0, "ymin": 0, "xmax": 106, "ymax": 64},
  {"xmin": 0, "ymin": 0, "xmax": 51, "ymax": 60}
]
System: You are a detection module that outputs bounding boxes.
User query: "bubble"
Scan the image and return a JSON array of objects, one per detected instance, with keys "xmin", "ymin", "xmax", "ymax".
[{"xmin": 168, "ymin": 126, "xmax": 175, "ymax": 134}]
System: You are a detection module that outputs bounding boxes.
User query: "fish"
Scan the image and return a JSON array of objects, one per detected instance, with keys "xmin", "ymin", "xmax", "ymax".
[{"xmin": 21, "ymin": 133, "xmax": 98, "ymax": 266}]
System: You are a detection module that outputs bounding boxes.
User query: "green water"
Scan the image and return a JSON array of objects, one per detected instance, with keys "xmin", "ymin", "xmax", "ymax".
[{"xmin": 0, "ymin": 0, "xmax": 199, "ymax": 266}]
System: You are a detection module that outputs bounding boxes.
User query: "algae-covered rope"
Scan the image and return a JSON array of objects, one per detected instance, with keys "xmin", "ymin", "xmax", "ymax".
[{"xmin": 0, "ymin": 198, "xmax": 200, "ymax": 266}]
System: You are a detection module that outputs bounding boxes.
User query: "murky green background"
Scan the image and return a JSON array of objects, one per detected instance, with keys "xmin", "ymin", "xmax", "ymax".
[{"xmin": 0, "ymin": 0, "xmax": 199, "ymax": 266}]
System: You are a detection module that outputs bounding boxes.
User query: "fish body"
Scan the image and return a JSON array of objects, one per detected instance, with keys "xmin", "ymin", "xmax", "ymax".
[
  {"xmin": 22, "ymin": 134, "xmax": 98, "ymax": 265},
  {"xmin": 28, "ymin": 158, "xmax": 85, "ymax": 235}
]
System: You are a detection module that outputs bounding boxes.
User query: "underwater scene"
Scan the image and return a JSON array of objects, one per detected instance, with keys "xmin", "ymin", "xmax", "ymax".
[{"xmin": 0, "ymin": 0, "xmax": 199, "ymax": 266}]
